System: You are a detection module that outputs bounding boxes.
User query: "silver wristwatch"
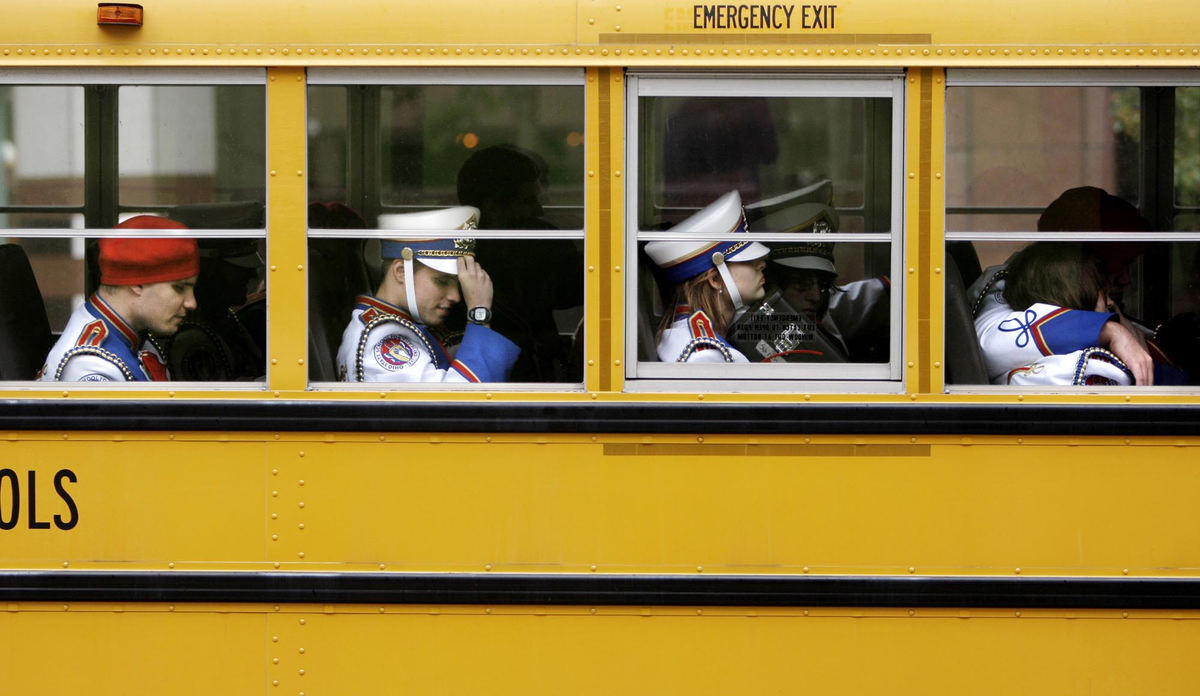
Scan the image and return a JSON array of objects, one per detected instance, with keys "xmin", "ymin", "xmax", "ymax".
[{"xmin": 467, "ymin": 306, "xmax": 492, "ymax": 324}]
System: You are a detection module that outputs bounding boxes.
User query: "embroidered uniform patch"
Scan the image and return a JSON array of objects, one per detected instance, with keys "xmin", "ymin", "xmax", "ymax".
[
  {"xmin": 79, "ymin": 373, "xmax": 112, "ymax": 382},
  {"xmin": 374, "ymin": 334, "xmax": 418, "ymax": 371}
]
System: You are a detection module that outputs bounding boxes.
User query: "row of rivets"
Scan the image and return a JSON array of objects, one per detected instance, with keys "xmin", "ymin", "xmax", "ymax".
[
  {"xmin": 270, "ymin": 624, "xmax": 307, "ymax": 692},
  {"xmin": 26, "ymin": 605, "xmax": 1140, "ymax": 621},
  {"xmin": 3, "ymin": 46, "xmax": 1199, "ymax": 58}
]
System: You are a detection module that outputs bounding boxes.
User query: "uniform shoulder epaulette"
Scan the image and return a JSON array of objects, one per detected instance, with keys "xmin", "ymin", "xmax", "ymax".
[
  {"xmin": 353, "ymin": 313, "xmax": 440, "ymax": 381},
  {"xmin": 55, "ymin": 345, "xmax": 136, "ymax": 381},
  {"xmin": 675, "ymin": 310, "xmax": 735, "ymax": 363}
]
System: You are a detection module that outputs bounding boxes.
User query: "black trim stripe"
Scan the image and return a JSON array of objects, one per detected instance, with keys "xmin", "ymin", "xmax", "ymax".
[
  {"xmin": 3, "ymin": 572, "xmax": 1200, "ymax": 610},
  {"xmin": 1, "ymin": 400, "xmax": 1199, "ymax": 436}
]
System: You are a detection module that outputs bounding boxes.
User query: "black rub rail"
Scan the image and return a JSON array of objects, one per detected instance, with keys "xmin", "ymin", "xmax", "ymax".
[
  {"xmin": 1, "ymin": 400, "xmax": 1199, "ymax": 436},
  {"xmin": 3, "ymin": 572, "xmax": 1200, "ymax": 609}
]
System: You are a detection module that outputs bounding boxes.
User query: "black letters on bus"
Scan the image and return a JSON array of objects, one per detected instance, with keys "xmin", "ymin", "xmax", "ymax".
[
  {"xmin": 0, "ymin": 468, "xmax": 78, "ymax": 531},
  {"xmin": 692, "ymin": 4, "xmax": 836, "ymax": 30},
  {"xmin": 54, "ymin": 469, "xmax": 79, "ymax": 530}
]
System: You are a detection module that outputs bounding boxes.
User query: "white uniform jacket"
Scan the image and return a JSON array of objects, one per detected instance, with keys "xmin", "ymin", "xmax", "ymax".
[
  {"xmin": 336, "ymin": 295, "xmax": 519, "ymax": 383},
  {"xmin": 824, "ymin": 276, "xmax": 891, "ymax": 358},
  {"xmin": 973, "ymin": 273, "xmax": 1131, "ymax": 386},
  {"xmin": 38, "ymin": 294, "xmax": 170, "ymax": 382},
  {"xmin": 657, "ymin": 307, "xmax": 749, "ymax": 363}
]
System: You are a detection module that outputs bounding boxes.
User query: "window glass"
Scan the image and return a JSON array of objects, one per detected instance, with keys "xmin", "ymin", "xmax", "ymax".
[
  {"xmin": 639, "ymin": 95, "xmax": 890, "ymax": 231},
  {"xmin": 307, "ymin": 86, "xmax": 349, "ymax": 204},
  {"xmin": 946, "ymin": 86, "xmax": 1140, "ymax": 218},
  {"xmin": 307, "ymin": 74, "xmax": 585, "ymax": 387},
  {"xmin": 0, "ymin": 74, "xmax": 266, "ymax": 385},
  {"xmin": 0, "ymin": 85, "xmax": 85, "ymax": 221},
  {"xmin": 380, "ymin": 85, "xmax": 584, "ymax": 230},
  {"xmin": 1176, "ymin": 87, "xmax": 1200, "ymax": 209},
  {"xmin": 628, "ymin": 75, "xmax": 902, "ymax": 385},
  {"xmin": 945, "ymin": 75, "xmax": 1200, "ymax": 389},
  {"xmin": 119, "ymin": 85, "xmax": 266, "ymax": 226}
]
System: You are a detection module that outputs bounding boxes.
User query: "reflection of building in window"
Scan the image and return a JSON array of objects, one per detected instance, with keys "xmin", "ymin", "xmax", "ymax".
[{"xmin": 946, "ymin": 86, "xmax": 1136, "ymax": 267}]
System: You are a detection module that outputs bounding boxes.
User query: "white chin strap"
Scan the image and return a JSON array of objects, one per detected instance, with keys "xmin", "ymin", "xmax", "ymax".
[
  {"xmin": 402, "ymin": 254, "xmax": 422, "ymax": 324},
  {"xmin": 712, "ymin": 252, "xmax": 746, "ymax": 311}
]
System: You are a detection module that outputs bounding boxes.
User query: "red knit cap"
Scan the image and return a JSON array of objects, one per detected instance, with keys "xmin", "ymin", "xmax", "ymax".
[{"xmin": 99, "ymin": 216, "xmax": 200, "ymax": 285}]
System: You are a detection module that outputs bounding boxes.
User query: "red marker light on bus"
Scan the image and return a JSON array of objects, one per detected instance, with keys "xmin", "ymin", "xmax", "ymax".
[{"xmin": 97, "ymin": 3, "xmax": 143, "ymax": 26}]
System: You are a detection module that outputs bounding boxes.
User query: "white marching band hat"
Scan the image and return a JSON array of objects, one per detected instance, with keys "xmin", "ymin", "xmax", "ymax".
[
  {"xmin": 644, "ymin": 191, "xmax": 769, "ymax": 285},
  {"xmin": 377, "ymin": 206, "xmax": 479, "ymax": 325},
  {"xmin": 645, "ymin": 191, "xmax": 769, "ymax": 313},
  {"xmin": 378, "ymin": 206, "xmax": 481, "ymax": 276}
]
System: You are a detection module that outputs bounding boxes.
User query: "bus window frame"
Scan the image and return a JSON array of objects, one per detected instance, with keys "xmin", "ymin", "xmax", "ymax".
[
  {"xmin": 944, "ymin": 68, "xmax": 1200, "ymax": 393},
  {"xmin": 623, "ymin": 71, "xmax": 906, "ymax": 390},
  {"xmin": 0, "ymin": 68, "xmax": 269, "ymax": 389},
  {"xmin": 305, "ymin": 68, "xmax": 588, "ymax": 391}
]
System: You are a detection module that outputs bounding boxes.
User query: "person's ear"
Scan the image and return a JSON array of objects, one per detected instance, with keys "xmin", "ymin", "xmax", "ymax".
[
  {"xmin": 390, "ymin": 259, "xmax": 406, "ymax": 286},
  {"xmin": 129, "ymin": 284, "xmax": 145, "ymax": 297},
  {"xmin": 704, "ymin": 269, "xmax": 722, "ymax": 291}
]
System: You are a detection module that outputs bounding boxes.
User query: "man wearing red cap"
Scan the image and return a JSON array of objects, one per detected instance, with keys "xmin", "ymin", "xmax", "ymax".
[{"xmin": 38, "ymin": 215, "xmax": 199, "ymax": 382}]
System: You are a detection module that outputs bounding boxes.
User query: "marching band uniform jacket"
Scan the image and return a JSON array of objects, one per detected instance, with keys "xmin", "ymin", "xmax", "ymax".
[
  {"xmin": 823, "ymin": 277, "xmax": 890, "ymax": 359},
  {"xmin": 972, "ymin": 273, "xmax": 1132, "ymax": 386},
  {"xmin": 336, "ymin": 295, "xmax": 519, "ymax": 383},
  {"xmin": 39, "ymin": 293, "xmax": 170, "ymax": 382},
  {"xmin": 657, "ymin": 307, "xmax": 749, "ymax": 363}
]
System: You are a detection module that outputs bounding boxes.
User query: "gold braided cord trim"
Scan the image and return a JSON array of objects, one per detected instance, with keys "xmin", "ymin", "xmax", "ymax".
[{"xmin": 417, "ymin": 249, "xmax": 477, "ymax": 258}]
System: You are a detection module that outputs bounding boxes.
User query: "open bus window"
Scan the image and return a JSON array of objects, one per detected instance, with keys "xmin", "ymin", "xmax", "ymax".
[
  {"xmin": 945, "ymin": 72, "xmax": 1200, "ymax": 389},
  {"xmin": 625, "ymin": 74, "xmax": 904, "ymax": 388},
  {"xmin": 306, "ymin": 70, "xmax": 585, "ymax": 387},
  {"xmin": 0, "ymin": 72, "xmax": 267, "ymax": 384}
]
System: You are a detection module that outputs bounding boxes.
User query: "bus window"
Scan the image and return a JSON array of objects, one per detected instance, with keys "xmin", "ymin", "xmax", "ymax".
[
  {"xmin": 945, "ymin": 71, "xmax": 1200, "ymax": 388},
  {"xmin": 118, "ymin": 85, "xmax": 265, "ymax": 216},
  {"xmin": 0, "ymin": 71, "xmax": 267, "ymax": 384},
  {"xmin": 306, "ymin": 70, "xmax": 585, "ymax": 387},
  {"xmin": 0, "ymin": 86, "xmax": 84, "ymax": 222},
  {"xmin": 626, "ymin": 74, "xmax": 903, "ymax": 388}
]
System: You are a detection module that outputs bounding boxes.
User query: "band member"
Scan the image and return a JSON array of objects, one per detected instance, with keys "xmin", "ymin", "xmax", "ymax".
[
  {"xmin": 970, "ymin": 188, "xmax": 1158, "ymax": 385},
  {"xmin": 644, "ymin": 190, "xmax": 769, "ymax": 363},
  {"xmin": 727, "ymin": 179, "xmax": 890, "ymax": 363},
  {"xmin": 40, "ymin": 216, "xmax": 199, "ymax": 382},
  {"xmin": 336, "ymin": 206, "xmax": 519, "ymax": 383}
]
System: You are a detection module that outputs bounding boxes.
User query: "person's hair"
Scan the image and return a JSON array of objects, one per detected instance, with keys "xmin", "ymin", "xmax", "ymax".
[
  {"xmin": 1004, "ymin": 242, "xmax": 1106, "ymax": 311},
  {"xmin": 456, "ymin": 145, "xmax": 546, "ymax": 209},
  {"xmin": 379, "ymin": 257, "xmax": 400, "ymax": 283},
  {"xmin": 656, "ymin": 268, "xmax": 731, "ymax": 338},
  {"xmin": 307, "ymin": 201, "xmax": 366, "ymax": 229}
]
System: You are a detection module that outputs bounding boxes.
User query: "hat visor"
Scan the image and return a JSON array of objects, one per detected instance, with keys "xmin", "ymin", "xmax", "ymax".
[
  {"xmin": 772, "ymin": 255, "xmax": 837, "ymax": 274},
  {"xmin": 725, "ymin": 241, "xmax": 770, "ymax": 263},
  {"xmin": 417, "ymin": 257, "xmax": 459, "ymax": 275}
]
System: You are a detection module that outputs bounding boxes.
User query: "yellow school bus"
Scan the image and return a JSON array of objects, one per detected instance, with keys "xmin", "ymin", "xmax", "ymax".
[{"xmin": 2, "ymin": 1, "xmax": 1200, "ymax": 693}]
